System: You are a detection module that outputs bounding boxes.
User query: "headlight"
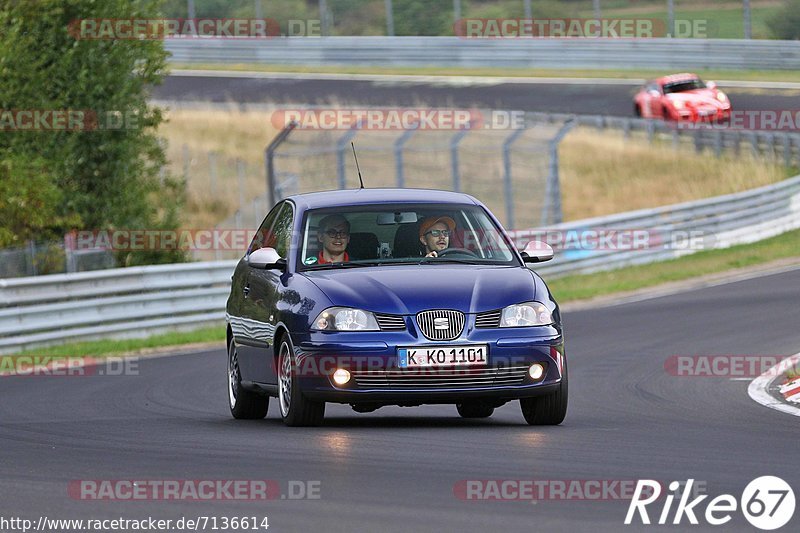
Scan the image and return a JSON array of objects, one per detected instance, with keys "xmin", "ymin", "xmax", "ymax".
[
  {"xmin": 672, "ymin": 100, "xmax": 685, "ymax": 110},
  {"xmin": 312, "ymin": 307, "xmax": 379, "ymax": 331},
  {"xmin": 716, "ymin": 92, "xmax": 728, "ymax": 102},
  {"xmin": 499, "ymin": 302, "xmax": 553, "ymax": 328}
]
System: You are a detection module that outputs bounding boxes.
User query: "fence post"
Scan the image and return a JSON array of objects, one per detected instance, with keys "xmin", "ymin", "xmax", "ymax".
[
  {"xmin": 182, "ymin": 144, "xmax": 190, "ymax": 184},
  {"xmin": 264, "ymin": 121, "xmax": 297, "ymax": 209},
  {"xmin": 208, "ymin": 151, "xmax": 218, "ymax": 194},
  {"xmin": 450, "ymin": 124, "xmax": 472, "ymax": 192},
  {"xmin": 236, "ymin": 158, "xmax": 246, "ymax": 212},
  {"xmin": 783, "ymin": 133, "xmax": 791, "ymax": 168},
  {"xmin": 542, "ymin": 118, "xmax": 577, "ymax": 226},
  {"xmin": 394, "ymin": 126, "xmax": 417, "ymax": 188},
  {"xmin": 502, "ymin": 127, "xmax": 527, "ymax": 229},
  {"xmin": 336, "ymin": 123, "xmax": 360, "ymax": 190}
]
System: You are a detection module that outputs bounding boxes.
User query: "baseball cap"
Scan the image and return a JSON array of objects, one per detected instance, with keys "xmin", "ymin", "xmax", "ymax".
[{"xmin": 419, "ymin": 216, "xmax": 456, "ymax": 237}]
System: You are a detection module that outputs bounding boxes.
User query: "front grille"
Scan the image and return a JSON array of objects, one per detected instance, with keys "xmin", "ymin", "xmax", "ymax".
[
  {"xmin": 475, "ymin": 309, "xmax": 502, "ymax": 328},
  {"xmin": 416, "ymin": 310, "xmax": 465, "ymax": 341},
  {"xmin": 374, "ymin": 313, "xmax": 406, "ymax": 331},
  {"xmin": 351, "ymin": 365, "xmax": 529, "ymax": 389}
]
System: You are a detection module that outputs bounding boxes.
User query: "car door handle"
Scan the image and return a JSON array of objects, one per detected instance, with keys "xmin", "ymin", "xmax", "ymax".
[{"xmin": 243, "ymin": 284, "xmax": 250, "ymax": 297}]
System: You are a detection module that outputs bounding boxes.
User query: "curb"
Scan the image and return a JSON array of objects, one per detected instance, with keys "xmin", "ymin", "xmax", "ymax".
[{"xmin": 747, "ymin": 352, "xmax": 800, "ymax": 417}]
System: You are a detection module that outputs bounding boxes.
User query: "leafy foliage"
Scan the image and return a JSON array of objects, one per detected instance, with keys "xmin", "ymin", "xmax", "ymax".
[{"xmin": 0, "ymin": 0, "xmax": 185, "ymax": 264}]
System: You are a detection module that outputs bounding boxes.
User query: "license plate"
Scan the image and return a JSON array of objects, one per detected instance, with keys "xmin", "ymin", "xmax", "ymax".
[{"xmin": 397, "ymin": 345, "xmax": 488, "ymax": 369}]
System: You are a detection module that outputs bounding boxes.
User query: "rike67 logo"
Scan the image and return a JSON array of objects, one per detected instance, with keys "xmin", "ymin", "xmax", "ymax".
[{"xmin": 625, "ymin": 477, "xmax": 795, "ymax": 530}]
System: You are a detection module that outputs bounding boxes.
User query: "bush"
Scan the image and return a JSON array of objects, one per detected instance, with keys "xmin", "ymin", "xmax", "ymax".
[{"xmin": 768, "ymin": 0, "xmax": 800, "ymax": 39}]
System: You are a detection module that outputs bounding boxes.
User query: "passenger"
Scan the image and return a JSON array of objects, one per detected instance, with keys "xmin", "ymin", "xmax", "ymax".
[
  {"xmin": 317, "ymin": 214, "xmax": 351, "ymax": 263},
  {"xmin": 419, "ymin": 216, "xmax": 455, "ymax": 258}
]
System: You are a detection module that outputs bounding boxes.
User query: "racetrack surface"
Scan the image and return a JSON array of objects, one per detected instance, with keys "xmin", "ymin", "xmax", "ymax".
[
  {"xmin": 2, "ymin": 268, "xmax": 799, "ymax": 532},
  {"xmin": 154, "ymin": 74, "xmax": 800, "ymax": 116}
]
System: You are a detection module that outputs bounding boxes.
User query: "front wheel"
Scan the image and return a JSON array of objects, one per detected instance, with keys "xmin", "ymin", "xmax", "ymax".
[
  {"xmin": 277, "ymin": 335, "xmax": 325, "ymax": 427},
  {"xmin": 228, "ymin": 338, "xmax": 269, "ymax": 419},
  {"xmin": 520, "ymin": 359, "xmax": 568, "ymax": 425}
]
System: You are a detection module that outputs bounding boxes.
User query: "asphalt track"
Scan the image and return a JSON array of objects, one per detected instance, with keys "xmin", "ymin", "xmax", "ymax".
[
  {"xmin": 2, "ymin": 267, "xmax": 799, "ymax": 532},
  {"xmin": 154, "ymin": 74, "xmax": 800, "ymax": 116}
]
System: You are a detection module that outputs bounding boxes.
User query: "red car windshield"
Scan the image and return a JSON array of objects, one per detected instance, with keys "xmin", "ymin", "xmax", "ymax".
[{"xmin": 663, "ymin": 79, "xmax": 706, "ymax": 94}]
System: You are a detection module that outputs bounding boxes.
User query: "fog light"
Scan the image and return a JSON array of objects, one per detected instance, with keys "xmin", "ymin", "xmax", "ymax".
[
  {"xmin": 333, "ymin": 368, "xmax": 351, "ymax": 385},
  {"xmin": 528, "ymin": 363, "xmax": 545, "ymax": 381}
]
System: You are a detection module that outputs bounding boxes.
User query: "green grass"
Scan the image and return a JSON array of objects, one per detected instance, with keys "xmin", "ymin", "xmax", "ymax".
[
  {"xmin": 548, "ymin": 227, "xmax": 800, "ymax": 302},
  {"xmin": 169, "ymin": 63, "xmax": 800, "ymax": 84},
  {"xmin": 5, "ymin": 326, "xmax": 225, "ymax": 360},
  {"xmin": 578, "ymin": 3, "xmax": 781, "ymax": 40},
  {"xmin": 3, "ymin": 228, "xmax": 798, "ymax": 360}
]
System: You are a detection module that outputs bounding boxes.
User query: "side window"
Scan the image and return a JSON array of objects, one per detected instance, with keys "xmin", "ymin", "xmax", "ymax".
[
  {"xmin": 270, "ymin": 203, "xmax": 294, "ymax": 258},
  {"xmin": 247, "ymin": 202, "xmax": 283, "ymax": 255}
]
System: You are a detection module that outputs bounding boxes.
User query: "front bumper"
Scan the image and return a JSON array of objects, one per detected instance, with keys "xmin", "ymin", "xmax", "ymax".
[{"xmin": 291, "ymin": 327, "xmax": 565, "ymax": 405}]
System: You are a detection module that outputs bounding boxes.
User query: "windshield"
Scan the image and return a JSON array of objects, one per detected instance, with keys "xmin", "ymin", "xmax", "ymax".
[
  {"xmin": 663, "ymin": 79, "xmax": 706, "ymax": 94},
  {"xmin": 299, "ymin": 203, "xmax": 519, "ymax": 270}
]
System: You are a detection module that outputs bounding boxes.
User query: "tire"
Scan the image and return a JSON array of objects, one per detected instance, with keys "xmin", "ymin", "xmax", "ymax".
[
  {"xmin": 634, "ymin": 103, "xmax": 642, "ymax": 117},
  {"xmin": 520, "ymin": 358, "xmax": 568, "ymax": 425},
  {"xmin": 228, "ymin": 337, "xmax": 269, "ymax": 420},
  {"xmin": 456, "ymin": 401, "xmax": 495, "ymax": 418},
  {"xmin": 277, "ymin": 335, "xmax": 326, "ymax": 427}
]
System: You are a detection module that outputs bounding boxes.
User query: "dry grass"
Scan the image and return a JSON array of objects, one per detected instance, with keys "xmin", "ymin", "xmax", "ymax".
[
  {"xmin": 158, "ymin": 107, "xmax": 790, "ymax": 231},
  {"xmin": 159, "ymin": 108, "xmax": 281, "ymax": 230},
  {"xmin": 559, "ymin": 127, "xmax": 787, "ymax": 220}
]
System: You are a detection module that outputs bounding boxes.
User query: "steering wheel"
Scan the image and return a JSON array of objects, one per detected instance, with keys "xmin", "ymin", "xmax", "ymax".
[{"xmin": 434, "ymin": 247, "xmax": 478, "ymax": 258}]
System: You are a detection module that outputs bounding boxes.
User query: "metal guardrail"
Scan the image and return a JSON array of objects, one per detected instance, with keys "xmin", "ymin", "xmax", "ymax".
[
  {"xmin": 164, "ymin": 37, "xmax": 800, "ymax": 71},
  {"xmin": 2, "ymin": 175, "xmax": 799, "ymax": 354}
]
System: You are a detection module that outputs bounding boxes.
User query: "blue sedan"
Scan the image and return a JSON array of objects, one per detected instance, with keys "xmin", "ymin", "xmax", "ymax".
[{"xmin": 225, "ymin": 188, "xmax": 566, "ymax": 426}]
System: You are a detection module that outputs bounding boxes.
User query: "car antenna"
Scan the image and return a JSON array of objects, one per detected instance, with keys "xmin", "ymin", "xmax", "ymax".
[{"xmin": 351, "ymin": 142, "xmax": 365, "ymax": 189}]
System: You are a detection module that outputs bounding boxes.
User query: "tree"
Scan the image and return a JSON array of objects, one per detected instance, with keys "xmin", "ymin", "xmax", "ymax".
[
  {"xmin": 0, "ymin": 0, "xmax": 185, "ymax": 265},
  {"xmin": 768, "ymin": 0, "xmax": 800, "ymax": 39}
]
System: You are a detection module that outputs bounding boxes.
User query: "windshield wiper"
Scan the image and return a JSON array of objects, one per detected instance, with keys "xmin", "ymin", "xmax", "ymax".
[{"xmin": 418, "ymin": 257, "xmax": 485, "ymax": 265}]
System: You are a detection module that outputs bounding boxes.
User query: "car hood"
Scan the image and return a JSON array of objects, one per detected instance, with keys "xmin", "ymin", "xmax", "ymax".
[
  {"xmin": 302, "ymin": 265, "xmax": 537, "ymax": 315},
  {"xmin": 666, "ymin": 90, "xmax": 726, "ymax": 108}
]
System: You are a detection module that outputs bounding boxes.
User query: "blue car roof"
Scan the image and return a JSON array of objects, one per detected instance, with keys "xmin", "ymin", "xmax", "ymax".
[{"xmin": 287, "ymin": 188, "xmax": 480, "ymax": 211}]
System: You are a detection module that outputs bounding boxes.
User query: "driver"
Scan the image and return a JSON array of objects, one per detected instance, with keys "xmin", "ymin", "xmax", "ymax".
[
  {"xmin": 317, "ymin": 214, "xmax": 351, "ymax": 263},
  {"xmin": 419, "ymin": 216, "xmax": 456, "ymax": 258}
]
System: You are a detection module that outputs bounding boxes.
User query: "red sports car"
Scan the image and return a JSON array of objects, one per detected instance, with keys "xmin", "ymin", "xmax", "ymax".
[{"xmin": 634, "ymin": 73, "xmax": 731, "ymax": 122}]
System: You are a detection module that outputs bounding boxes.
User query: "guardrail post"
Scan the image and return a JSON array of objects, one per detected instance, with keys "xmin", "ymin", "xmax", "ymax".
[
  {"xmin": 672, "ymin": 129, "xmax": 680, "ymax": 150},
  {"xmin": 450, "ymin": 124, "xmax": 472, "ymax": 192},
  {"xmin": 394, "ymin": 125, "xmax": 417, "ymax": 188},
  {"xmin": 542, "ymin": 118, "xmax": 577, "ymax": 226},
  {"xmin": 264, "ymin": 121, "xmax": 297, "ymax": 209},
  {"xmin": 733, "ymin": 131, "xmax": 741, "ymax": 156},
  {"xmin": 623, "ymin": 118, "xmax": 631, "ymax": 139},
  {"xmin": 336, "ymin": 123, "xmax": 360, "ymax": 190},
  {"xmin": 714, "ymin": 129, "xmax": 723, "ymax": 158}
]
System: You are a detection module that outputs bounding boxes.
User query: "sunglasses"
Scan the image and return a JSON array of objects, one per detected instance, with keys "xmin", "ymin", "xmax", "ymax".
[
  {"xmin": 323, "ymin": 229, "xmax": 350, "ymax": 238},
  {"xmin": 425, "ymin": 229, "xmax": 451, "ymax": 238}
]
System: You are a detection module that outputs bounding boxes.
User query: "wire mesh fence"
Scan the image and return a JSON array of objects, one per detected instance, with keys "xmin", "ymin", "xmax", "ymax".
[{"xmin": 0, "ymin": 240, "xmax": 114, "ymax": 279}]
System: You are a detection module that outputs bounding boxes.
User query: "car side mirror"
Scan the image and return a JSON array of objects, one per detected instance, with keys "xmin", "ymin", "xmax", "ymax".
[
  {"xmin": 520, "ymin": 241, "xmax": 554, "ymax": 263},
  {"xmin": 706, "ymin": 81, "xmax": 717, "ymax": 90},
  {"xmin": 248, "ymin": 247, "xmax": 286, "ymax": 270}
]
